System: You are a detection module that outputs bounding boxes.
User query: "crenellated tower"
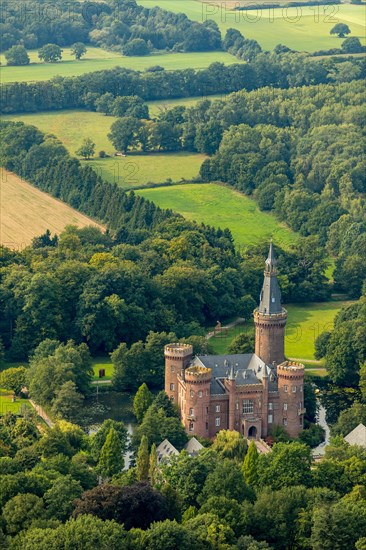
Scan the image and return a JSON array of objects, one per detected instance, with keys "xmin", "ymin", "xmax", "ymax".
[
  {"xmin": 164, "ymin": 343, "xmax": 193, "ymax": 403},
  {"xmin": 253, "ymin": 242, "xmax": 287, "ymax": 366}
]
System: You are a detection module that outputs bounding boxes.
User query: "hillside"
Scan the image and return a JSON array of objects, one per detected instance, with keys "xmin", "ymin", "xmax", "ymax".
[{"xmin": 0, "ymin": 170, "xmax": 103, "ymax": 249}]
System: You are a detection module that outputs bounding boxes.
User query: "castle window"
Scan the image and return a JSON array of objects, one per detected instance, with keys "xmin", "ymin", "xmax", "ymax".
[
  {"xmin": 215, "ymin": 417, "xmax": 220, "ymax": 427},
  {"xmin": 292, "ymin": 385, "xmax": 297, "ymax": 393},
  {"xmin": 206, "ymin": 422, "xmax": 209, "ymax": 431},
  {"xmin": 170, "ymin": 383, "xmax": 174, "ymax": 391},
  {"xmin": 243, "ymin": 400, "xmax": 254, "ymax": 414},
  {"xmin": 215, "ymin": 405, "xmax": 220, "ymax": 413},
  {"xmin": 198, "ymin": 390, "xmax": 203, "ymax": 398},
  {"xmin": 268, "ymin": 414, "xmax": 273, "ymax": 424},
  {"xmin": 283, "ymin": 418, "xmax": 288, "ymax": 426},
  {"xmin": 284, "ymin": 385, "xmax": 288, "ymax": 392},
  {"xmin": 236, "ymin": 402, "xmax": 239, "ymax": 410},
  {"xmin": 190, "ymin": 390, "xmax": 194, "ymax": 397},
  {"xmin": 268, "ymin": 402, "xmax": 273, "ymax": 410},
  {"xmin": 189, "ymin": 422, "xmax": 194, "ymax": 432},
  {"xmin": 189, "ymin": 408, "xmax": 194, "ymax": 416},
  {"xmin": 283, "ymin": 403, "xmax": 288, "ymax": 411},
  {"xmin": 300, "ymin": 385, "xmax": 303, "ymax": 392},
  {"xmin": 206, "ymin": 390, "xmax": 209, "ymax": 396},
  {"xmin": 171, "ymin": 366, "xmax": 175, "ymax": 373},
  {"xmin": 206, "ymin": 407, "xmax": 209, "ymax": 414},
  {"xmin": 299, "ymin": 416, "xmax": 303, "ymax": 425}
]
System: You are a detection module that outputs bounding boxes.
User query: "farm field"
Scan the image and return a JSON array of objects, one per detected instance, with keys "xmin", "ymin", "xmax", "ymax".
[
  {"xmin": 0, "ymin": 46, "xmax": 241, "ymax": 84},
  {"xmin": 137, "ymin": 183, "xmax": 298, "ymax": 249},
  {"xmin": 0, "ymin": 170, "xmax": 103, "ymax": 249},
  {"xmin": 5, "ymin": 110, "xmax": 207, "ymax": 187},
  {"xmin": 139, "ymin": 1, "xmax": 366, "ymax": 51},
  {"xmin": 209, "ymin": 300, "xmax": 351, "ymax": 360}
]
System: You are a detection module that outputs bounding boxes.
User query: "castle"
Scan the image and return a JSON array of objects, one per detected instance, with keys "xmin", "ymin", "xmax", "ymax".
[{"xmin": 164, "ymin": 243, "xmax": 305, "ymax": 440}]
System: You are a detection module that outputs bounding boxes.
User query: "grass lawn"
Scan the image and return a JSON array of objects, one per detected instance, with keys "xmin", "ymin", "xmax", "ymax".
[
  {"xmin": 138, "ymin": 2, "xmax": 365, "ymax": 51},
  {"xmin": 148, "ymin": 93, "xmax": 228, "ymax": 117},
  {"xmin": 4, "ymin": 110, "xmax": 207, "ymax": 187},
  {"xmin": 209, "ymin": 300, "xmax": 352, "ymax": 360},
  {"xmin": 138, "ymin": 183, "xmax": 298, "ymax": 249},
  {"xmin": 92, "ymin": 357, "xmax": 114, "ymax": 381},
  {"xmin": 0, "ymin": 389, "xmax": 30, "ymax": 416},
  {"xmin": 284, "ymin": 301, "xmax": 353, "ymax": 360},
  {"xmin": 0, "ymin": 47, "xmax": 240, "ymax": 84}
]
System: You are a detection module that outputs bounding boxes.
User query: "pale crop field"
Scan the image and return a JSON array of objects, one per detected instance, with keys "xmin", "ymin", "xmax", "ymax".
[
  {"xmin": 0, "ymin": 170, "xmax": 103, "ymax": 249},
  {"xmin": 138, "ymin": 1, "xmax": 366, "ymax": 51},
  {"xmin": 0, "ymin": 46, "xmax": 241, "ymax": 83}
]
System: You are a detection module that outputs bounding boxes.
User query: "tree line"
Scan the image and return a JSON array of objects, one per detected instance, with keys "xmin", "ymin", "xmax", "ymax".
[
  {"xmin": 1, "ymin": 49, "xmax": 364, "ymax": 114},
  {"xmin": 1, "ymin": 0, "xmax": 221, "ymax": 54}
]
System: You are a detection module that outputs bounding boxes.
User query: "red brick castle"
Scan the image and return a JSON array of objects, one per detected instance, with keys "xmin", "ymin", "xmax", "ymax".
[{"xmin": 164, "ymin": 243, "xmax": 305, "ymax": 439}]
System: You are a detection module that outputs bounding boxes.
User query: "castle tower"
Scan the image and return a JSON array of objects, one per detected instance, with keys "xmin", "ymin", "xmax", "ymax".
[
  {"xmin": 253, "ymin": 242, "xmax": 287, "ymax": 366},
  {"xmin": 183, "ymin": 365, "xmax": 211, "ymax": 438},
  {"xmin": 277, "ymin": 361, "xmax": 305, "ymax": 438},
  {"xmin": 164, "ymin": 343, "xmax": 193, "ymax": 403}
]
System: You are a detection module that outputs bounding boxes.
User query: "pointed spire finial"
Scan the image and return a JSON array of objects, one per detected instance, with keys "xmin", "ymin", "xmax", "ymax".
[
  {"xmin": 266, "ymin": 240, "xmax": 277, "ymax": 271},
  {"xmin": 258, "ymin": 241, "xmax": 282, "ymax": 315}
]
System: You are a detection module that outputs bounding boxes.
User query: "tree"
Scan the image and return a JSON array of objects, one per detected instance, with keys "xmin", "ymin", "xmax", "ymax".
[
  {"xmin": 212, "ymin": 430, "xmax": 247, "ymax": 460},
  {"xmin": 142, "ymin": 520, "xmax": 199, "ymax": 549},
  {"xmin": 199, "ymin": 458, "xmax": 254, "ymax": 503},
  {"xmin": 360, "ymin": 362, "xmax": 366, "ymax": 402},
  {"xmin": 95, "ymin": 93, "xmax": 115, "ymax": 115},
  {"xmin": 76, "ymin": 138, "xmax": 95, "ymax": 160},
  {"xmin": 51, "ymin": 381, "xmax": 84, "ymax": 422},
  {"xmin": 228, "ymin": 332, "xmax": 255, "ymax": 354},
  {"xmin": 108, "ymin": 117, "xmax": 142, "ymax": 153},
  {"xmin": 137, "ymin": 435, "xmax": 149, "ymax": 481},
  {"xmin": 44, "ymin": 475, "xmax": 83, "ymax": 521},
  {"xmin": 257, "ymin": 442, "xmax": 312, "ymax": 489},
  {"xmin": 74, "ymin": 482, "xmax": 169, "ymax": 530},
  {"xmin": 38, "ymin": 44, "xmax": 63, "ymax": 62},
  {"xmin": 330, "ymin": 23, "xmax": 351, "ymax": 38},
  {"xmin": 314, "ymin": 331, "xmax": 331, "ymax": 359},
  {"xmin": 134, "ymin": 383, "xmax": 153, "ymax": 423},
  {"xmin": 90, "ymin": 419, "xmax": 128, "ymax": 463},
  {"xmin": 149, "ymin": 443, "xmax": 158, "ymax": 486},
  {"xmin": 71, "ymin": 42, "xmax": 87, "ymax": 60},
  {"xmin": 5, "ymin": 45, "xmax": 30, "ymax": 66},
  {"xmin": 243, "ymin": 441, "xmax": 258, "ymax": 486},
  {"xmin": 0, "ymin": 338, "xmax": 5, "ymax": 365},
  {"xmin": 123, "ymin": 38, "xmax": 149, "ymax": 56},
  {"xmin": 2, "ymin": 493, "xmax": 45, "ymax": 535},
  {"xmin": 98, "ymin": 428, "xmax": 125, "ymax": 478},
  {"xmin": 342, "ymin": 37, "xmax": 363, "ymax": 53},
  {"xmin": 0, "ymin": 367, "xmax": 27, "ymax": 395}
]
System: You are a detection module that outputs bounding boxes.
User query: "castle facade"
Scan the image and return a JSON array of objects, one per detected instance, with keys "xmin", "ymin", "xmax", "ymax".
[{"xmin": 164, "ymin": 243, "xmax": 305, "ymax": 440}]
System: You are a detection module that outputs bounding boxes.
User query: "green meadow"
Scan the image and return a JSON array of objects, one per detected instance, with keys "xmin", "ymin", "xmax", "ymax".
[
  {"xmin": 0, "ymin": 389, "xmax": 30, "ymax": 416},
  {"xmin": 209, "ymin": 300, "xmax": 351, "ymax": 360},
  {"xmin": 0, "ymin": 47, "xmax": 240, "ymax": 84},
  {"xmin": 137, "ymin": 183, "xmax": 298, "ymax": 249},
  {"xmin": 139, "ymin": 1, "xmax": 366, "ymax": 51},
  {"xmin": 5, "ymin": 110, "xmax": 207, "ymax": 187}
]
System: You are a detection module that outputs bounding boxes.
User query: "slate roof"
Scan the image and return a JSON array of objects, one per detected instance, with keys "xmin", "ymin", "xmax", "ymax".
[
  {"xmin": 192, "ymin": 354, "xmax": 277, "ymax": 394},
  {"xmin": 344, "ymin": 423, "xmax": 366, "ymax": 448},
  {"xmin": 156, "ymin": 439, "xmax": 179, "ymax": 463},
  {"xmin": 184, "ymin": 437, "xmax": 204, "ymax": 455},
  {"xmin": 258, "ymin": 242, "xmax": 283, "ymax": 315}
]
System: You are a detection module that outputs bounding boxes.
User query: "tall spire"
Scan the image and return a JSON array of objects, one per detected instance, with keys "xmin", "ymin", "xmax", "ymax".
[{"xmin": 258, "ymin": 242, "xmax": 282, "ymax": 315}]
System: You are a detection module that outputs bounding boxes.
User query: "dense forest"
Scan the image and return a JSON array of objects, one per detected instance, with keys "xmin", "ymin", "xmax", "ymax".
[{"xmin": 0, "ymin": 0, "xmax": 221, "ymax": 54}]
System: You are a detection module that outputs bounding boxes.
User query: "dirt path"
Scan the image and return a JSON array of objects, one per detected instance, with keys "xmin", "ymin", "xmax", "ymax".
[
  {"xmin": 206, "ymin": 317, "xmax": 246, "ymax": 340},
  {"xmin": 29, "ymin": 399, "xmax": 54, "ymax": 428}
]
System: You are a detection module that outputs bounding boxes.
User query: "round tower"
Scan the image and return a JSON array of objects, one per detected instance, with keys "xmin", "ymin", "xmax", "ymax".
[
  {"xmin": 164, "ymin": 343, "xmax": 193, "ymax": 403},
  {"xmin": 277, "ymin": 361, "xmax": 305, "ymax": 438},
  {"xmin": 254, "ymin": 242, "xmax": 287, "ymax": 366},
  {"xmin": 183, "ymin": 365, "xmax": 211, "ymax": 438}
]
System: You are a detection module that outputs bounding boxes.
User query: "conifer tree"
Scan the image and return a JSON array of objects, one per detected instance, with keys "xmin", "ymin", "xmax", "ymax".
[
  {"xmin": 98, "ymin": 428, "xmax": 124, "ymax": 478},
  {"xmin": 136, "ymin": 435, "xmax": 149, "ymax": 481},
  {"xmin": 242, "ymin": 440, "xmax": 259, "ymax": 486},
  {"xmin": 133, "ymin": 383, "xmax": 154, "ymax": 423},
  {"xmin": 149, "ymin": 442, "xmax": 158, "ymax": 486}
]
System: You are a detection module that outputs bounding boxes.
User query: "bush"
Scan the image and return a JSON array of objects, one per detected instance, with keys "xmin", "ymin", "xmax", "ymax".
[
  {"xmin": 123, "ymin": 39, "xmax": 150, "ymax": 56},
  {"xmin": 99, "ymin": 150, "xmax": 107, "ymax": 158}
]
